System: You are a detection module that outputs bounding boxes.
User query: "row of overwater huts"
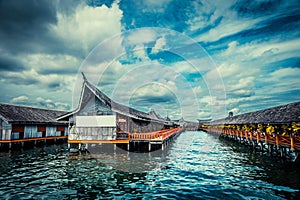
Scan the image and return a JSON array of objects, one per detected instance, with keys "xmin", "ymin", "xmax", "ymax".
[
  {"xmin": 0, "ymin": 75, "xmax": 184, "ymax": 149},
  {"xmin": 3, "ymin": 74, "xmax": 298, "ymax": 150}
]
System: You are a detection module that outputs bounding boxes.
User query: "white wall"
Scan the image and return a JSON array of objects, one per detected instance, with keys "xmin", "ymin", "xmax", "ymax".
[{"xmin": 76, "ymin": 115, "xmax": 116, "ymax": 127}]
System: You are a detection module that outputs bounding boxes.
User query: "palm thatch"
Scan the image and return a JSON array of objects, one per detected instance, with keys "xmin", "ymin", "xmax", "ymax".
[
  {"xmin": 0, "ymin": 103, "xmax": 67, "ymax": 124},
  {"xmin": 210, "ymin": 101, "xmax": 300, "ymax": 125},
  {"xmin": 58, "ymin": 78, "xmax": 165, "ymax": 123}
]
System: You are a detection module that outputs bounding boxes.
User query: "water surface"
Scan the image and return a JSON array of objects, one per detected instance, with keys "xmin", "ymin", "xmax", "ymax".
[{"xmin": 0, "ymin": 131, "xmax": 299, "ymax": 199}]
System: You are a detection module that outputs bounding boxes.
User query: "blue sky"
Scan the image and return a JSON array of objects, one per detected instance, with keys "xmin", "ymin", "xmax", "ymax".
[{"xmin": 0, "ymin": 0, "xmax": 299, "ymax": 121}]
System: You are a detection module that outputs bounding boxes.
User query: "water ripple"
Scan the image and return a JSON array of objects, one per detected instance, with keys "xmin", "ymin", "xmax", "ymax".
[{"xmin": 0, "ymin": 131, "xmax": 299, "ymax": 199}]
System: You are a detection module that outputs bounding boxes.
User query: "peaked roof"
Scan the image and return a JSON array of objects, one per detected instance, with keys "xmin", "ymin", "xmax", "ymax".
[
  {"xmin": 0, "ymin": 103, "xmax": 67, "ymax": 124},
  {"xmin": 210, "ymin": 101, "xmax": 300, "ymax": 125},
  {"xmin": 58, "ymin": 78, "xmax": 165, "ymax": 122}
]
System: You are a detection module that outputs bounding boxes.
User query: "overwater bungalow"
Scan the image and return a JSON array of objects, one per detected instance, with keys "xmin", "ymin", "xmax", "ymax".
[
  {"xmin": 57, "ymin": 74, "xmax": 177, "ymax": 143},
  {"xmin": 202, "ymin": 101, "xmax": 300, "ymax": 161},
  {"xmin": 0, "ymin": 104, "xmax": 68, "ymax": 148}
]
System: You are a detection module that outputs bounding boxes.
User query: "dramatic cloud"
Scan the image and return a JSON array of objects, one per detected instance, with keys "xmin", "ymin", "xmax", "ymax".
[
  {"xmin": 0, "ymin": 0, "xmax": 123, "ymax": 111},
  {"xmin": 51, "ymin": 2, "xmax": 123, "ymax": 54},
  {"xmin": 0, "ymin": 0, "xmax": 299, "ymax": 121},
  {"xmin": 0, "ymin": 0, "xmax": 58, "ymax": 54}
]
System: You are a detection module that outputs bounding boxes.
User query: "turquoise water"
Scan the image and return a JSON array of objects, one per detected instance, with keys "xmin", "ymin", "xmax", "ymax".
[{"xmin": 0, "ymin": 131, "xmax": 299, "ymax": 199}]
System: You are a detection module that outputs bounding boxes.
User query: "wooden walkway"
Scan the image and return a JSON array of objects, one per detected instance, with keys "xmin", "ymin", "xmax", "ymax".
[
  {"xmin": 206, "ymin": 128, "xmax": 300, "ymax": 151},
  {"xmin": 203, "ymin": 127, "xmax": 300, "ymax": 162},
  {"xmin": 68, "ymin": 127, "xmax": 183, "ymax": 152},
  {"xmin": 68, "ymin": 127, "xmax": 183, "ymax": 144},
  {"xmin": 0, "ymin": 136, "xmax": 68, "ymax": 149},
  {"xmin": 128, "ymin": 127, "xmax": 182, "ymax": 142},
  {"xmin": 68, "ymin": 139, "xmax": 129, "ymax": 144},
  {"xmin": 0, "ymin": 136, "xmax": 68, "ymax": 143}
]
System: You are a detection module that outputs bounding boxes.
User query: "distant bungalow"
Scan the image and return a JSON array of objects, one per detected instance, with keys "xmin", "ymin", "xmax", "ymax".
[
  {"xmin": 0, "ymin": 104, "xmax": 68, "ymax": 148},
  {"xmin": 201, "ymin": 101, "xmax": 300, "ymax": 161},
  {"xmin": 209, "ymin": 101, "xmax": 300, "ymax": 125}
]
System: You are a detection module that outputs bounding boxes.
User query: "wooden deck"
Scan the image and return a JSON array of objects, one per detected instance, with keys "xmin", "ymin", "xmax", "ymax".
[
  {"xmin": 68, "ymin": 139, "xmax": 129, "ymax": 144},
  {"xmin": 68, "ymin": 127, "xmax": 183, "ymax": 145},
  {"xmin": 206, "ymin": 128, "xmax": 300, "ymax": 151},
  {"xmin": 0, "ymin": 136, "xmax": 68, "ymax": 143},
  {"xmin": 128, "ymin": 127, "xmax": 182, "ymax": 141}
]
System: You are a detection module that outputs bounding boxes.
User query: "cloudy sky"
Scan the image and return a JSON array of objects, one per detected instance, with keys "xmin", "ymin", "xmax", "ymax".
[{"xmin": 0, "ymin": 0, "xmax": 299, "ymax": 121}]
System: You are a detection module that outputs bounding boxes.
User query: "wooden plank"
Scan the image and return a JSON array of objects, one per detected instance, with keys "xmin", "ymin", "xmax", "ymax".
[
  {"xmin": 0, "ymin": 136, "xmax": 67, "ymax": 143},
  {"xmin": 68, "ymin": 139, "xmax": 129, "ymax": 144}
]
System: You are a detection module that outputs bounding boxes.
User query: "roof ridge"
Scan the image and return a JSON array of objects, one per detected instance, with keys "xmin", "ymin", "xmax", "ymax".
[
  {"xmin": 85, "ymin": 80, "xmax": 150, "ymax": 116},
  {"xmin": 210, "ymin": 101, "xmax": 300, "ymax": 124},
  {"xmin": 234, "ymin": 101, "xmax": 300, "ymax": 117},
  {"xmin": 0, "ymin": 103, "xmax": 67, "ymax": 113}
]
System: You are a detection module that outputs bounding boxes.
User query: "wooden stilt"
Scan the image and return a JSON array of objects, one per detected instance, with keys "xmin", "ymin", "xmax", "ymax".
[
  {"xmin": 275, "ymin": 134, "xmax": 279, "ymax": 150},
  {"xmin": 268, "ymin": 144, "xmax": 272, "ymax": 154},
  {"xmin": 148, "ymin": 143, "xmax": 151, "ymax": 152},
  {"xmin": 291, "ymin": 135, "xmax": 295, "ymax": 152}
]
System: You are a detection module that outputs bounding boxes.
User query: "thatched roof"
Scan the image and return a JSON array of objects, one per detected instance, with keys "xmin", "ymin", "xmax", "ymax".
[
  {"xmin": 58, "ymin": 78, "xmax": 165, "ymax": 123},
  {"xmin": 0, "ymin": 103, "xmax": 67, "ymax": 124},
  {"xmin": 210, "ymin": 101, "xmax": 300, "ymax": 125}
]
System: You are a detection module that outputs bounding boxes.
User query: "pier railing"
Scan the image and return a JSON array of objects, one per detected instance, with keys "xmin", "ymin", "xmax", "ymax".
[
  {"xmin": 128, "ymin": 127, "xmax": 182, "ymax": 141},
  {"xmin": 206, "ymin": 128, "xmax": 300, "ymax": 151}
]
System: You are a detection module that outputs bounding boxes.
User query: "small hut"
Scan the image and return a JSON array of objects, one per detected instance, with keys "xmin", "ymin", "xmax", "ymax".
[{"xmin": 0, "ymin": 104, "xmax": 68, "ymax": 145}]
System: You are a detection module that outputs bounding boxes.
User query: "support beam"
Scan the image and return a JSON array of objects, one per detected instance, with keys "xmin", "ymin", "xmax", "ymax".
[{"xmin": 148, "ymin": 143, "xmax": 151, "ymax": 152}]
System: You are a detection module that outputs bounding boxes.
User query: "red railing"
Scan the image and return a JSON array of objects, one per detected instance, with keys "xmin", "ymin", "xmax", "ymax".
[
  {"xmin": 206, "ymin": 128, "xmax": 300, "ymax": 150},
  {"xmin": 128, "ymin": 127, "xmax": 182, "ymax": 141}
]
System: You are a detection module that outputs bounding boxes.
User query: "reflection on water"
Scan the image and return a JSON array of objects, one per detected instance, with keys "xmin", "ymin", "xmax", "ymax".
[
  {"xmin": 0, "ymin": 131, "xmax": 299, "ymax": 199},
  {"xmin": 70, "ymin": 143, "xmax": 170, "ymax": 173}
]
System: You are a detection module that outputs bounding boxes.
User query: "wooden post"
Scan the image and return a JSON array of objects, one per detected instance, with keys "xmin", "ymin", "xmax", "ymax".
[
  {"xmin": 260, "ymin": 141, "xmax": 264, "ymax": 152},
  {"xmin": 114, "ymin": 144, "xmax": 116, "ymax": 156},
  {"xmin": 275, "ymin": 134, "xmax": 279, "ymax": 150},
  {"xmin": 256, "ymin": 132, "xmax": 260, "ymax": 143},
  {"xmin": 268, "ymin": 144, "xmax": 273, "ymax": 154},
  {"xmin": 290, "ymin": 135, "xmax": 295, "ymax": 152},
  {"xmin": 279, "ymin": 147, "xmax": 283, "ymax": 157},
  {"xmin": 283, "ymin": 147, "xmax": 287, "ymax": 158},
  {"xmin": 241, "ymin": 131, "xmax": 244, "ymax": 142},
  {"xmin": 148, "ymin": 143, "xmax": 151, "ymax": 152}
]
